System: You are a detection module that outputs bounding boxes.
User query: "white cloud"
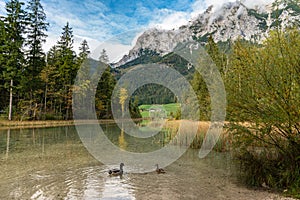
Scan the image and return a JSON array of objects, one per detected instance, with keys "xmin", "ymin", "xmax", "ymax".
[
  {"xmin": 44, "ymin": 32, "xmax": 132, "ymax": 63},
  {"xmin": 83, "ymin": 0, "xmax": 108, "ymax": 13},
  {"xmin": 87, "ymin": 0, "xmax": 276, "ymax": 61},
  {"xmin": 91, "ymin": 42, "xmax": 132, "ymax": 63},
  {"xmin": 193, "ymin": 0, "xmax": 274, "ymax": 11},
  {"xmin": 242, "ymin": 0, "xmax": 274, "ymax": 8},
  {"xmin": 148, "ymin": 0, "xmax": 275, "ymax": 31},
  {"xmin": 0, "ymin": 0, "xmax": 6, "ymax": 15},
  {"xmin": 191, "ymin": 0, "xmax": 209, "ymax": 16},
  {"xmin": 90, "ymin": 30, "xmax": 145, "ymax": 62},
  {"xmin": 149, "ymin": 9, "xmax": 190, "ymax": 30},
  {"xmin": 38, "ymin": 0, "xmax": 277, "ymax": 61},
  {"xmin": 43, "ymin": 34, "xmax": 59, "ymax": 53}
]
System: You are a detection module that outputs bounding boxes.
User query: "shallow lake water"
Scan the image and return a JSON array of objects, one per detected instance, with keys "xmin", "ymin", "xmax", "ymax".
[{"xmin": 0, "ymin": 124, "xmax": 291, "ymax": 199}]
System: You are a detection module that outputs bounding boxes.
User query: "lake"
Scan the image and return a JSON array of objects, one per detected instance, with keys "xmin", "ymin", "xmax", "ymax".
[{"xmin": 0, "ymin": 123, "xmax": 288, "ymax": 199}]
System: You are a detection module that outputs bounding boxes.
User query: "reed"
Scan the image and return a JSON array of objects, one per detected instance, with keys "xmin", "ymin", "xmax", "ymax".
[{"xmin": 161, "ymin": 120, "xmax": 231, "ymax": 152}]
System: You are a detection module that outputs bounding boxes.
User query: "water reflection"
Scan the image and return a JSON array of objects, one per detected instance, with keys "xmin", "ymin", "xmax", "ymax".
[
  {"xmin": 5, "ymin": 129, "xmax": 10, "ymax": 159},
  {"xmin": 102, "ymin": 174, "xmax": 135, "ymax": 200},
  {"xmin": 0, "ymin": 124, "xmax": 279, "ymax": 199},
  {"xmin": 0, "ymin": 126, "xmax": 136, "ymax": 199},
  {"xmin": 118, "ymin": 127, "xmax": 127, "ymax": 150}
]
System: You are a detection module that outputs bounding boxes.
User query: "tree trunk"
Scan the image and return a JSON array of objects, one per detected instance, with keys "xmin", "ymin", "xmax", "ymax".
[
  {"xmin": 8, "ymin": 79, "xmax": 13, "ymax": 121},
  {"xmin": 44, "ymin": 82, "xmax": 47, "ymax": 115}
]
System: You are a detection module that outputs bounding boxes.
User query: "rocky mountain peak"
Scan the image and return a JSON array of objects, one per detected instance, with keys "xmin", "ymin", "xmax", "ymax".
[{"xmin": 112, "ymin": 0, "xmax": 300, "ymax": 68}]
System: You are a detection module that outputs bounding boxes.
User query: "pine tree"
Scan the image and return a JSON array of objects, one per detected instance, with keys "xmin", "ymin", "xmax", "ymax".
[
  {"xmin": 0, "ymin": 17, "xmax": 7, "ymax": 67},
  {"xmin": 57, "ymin": 22, "xmax": 76, "ymax": 82},
  {"xmin": 40, "ymin": 45, "xmax": 60, "ymax": 118},
  {"xmin": 190, "ymin": 71, "xmax": 210, "ymax": 120},
  {"xmin": 95, "ymin": 50, "xmax": 116, "ymax": 119},
  {"xmin": 78, "ymin": 39, "xmax": 90, "ymax": 61},
  {"xmin": 206, "ymin": 35, "xmax": 227, "ymax": 76},
  {"xmin": 56, "ymin": 22, "xmax": 76, "ymax": 119},
  {"xmin": 0, "ymin": 17, "xmax": 8, "ymax": 111},
  {"xmin": 74, "ymin": 40, "xmax": 93, "ymax": 119},
  {"xmin": 99, "ymin": 49, "xmax": 109, "ymax": 64},
  {"xmin": 77, "ymin": 40, "xmax": 91, "ymax": 92},
  {"xmin": 3, "ymin": 0, "xmax": 27, "ymax": 120},
  {"xmin": 57, "ymin": 22, "xmax": 74, "ymax": 53},
  {"xmin": 24, "ymin": 0, "xmax": 49, "ymax": 112}
]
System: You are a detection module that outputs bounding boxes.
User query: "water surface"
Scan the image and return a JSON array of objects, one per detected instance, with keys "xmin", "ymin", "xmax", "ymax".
[{"xmin": 0, "ymin": 124, "xmax": 285, "ymax": 199}]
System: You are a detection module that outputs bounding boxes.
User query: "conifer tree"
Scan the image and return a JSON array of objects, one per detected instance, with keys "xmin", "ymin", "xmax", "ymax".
[
  {"xmin": 206, "ymin": 35, "xmax": 227, "ymax": 76},
  {"xmin": 24, "ymin": 0, "xmax": 49, "ymax": 111},
  {"xmin": 56, "ymin": 22, "xmax": 76, "ymax": 119},
  {"xmin": 77, "ymin": 40, "xmax": 91, "ymax": 86},
  {"xmin": 57, "ymin": 22, "xmax": 76, "ymax": 83},
  {"xmin": 40, "ymin": 45, "xmax": 60, "ymax": 117},
  {"xmin": 74, "ymin": 40, "xmax": 93, "ymax": 119},
  {"xmin": 99, "ymin": 49, "xmax": 109, "ymax": 64},
  {"xmin": 3, "ymin": 0, "xmax": 27, "ymax": 120},
  {"xmin": 0, "ymin": 17, "xmax": 8, "ymax": 111},
  {"xmin": 95, "ymin": 50, "xmax": 116, "ymax": 118},
  {"xmin": 78, "ymin": 39, "xmax": 90, "ymax": 61}
]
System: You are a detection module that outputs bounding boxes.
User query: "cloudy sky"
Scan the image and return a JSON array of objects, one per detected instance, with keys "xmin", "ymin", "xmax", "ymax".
[{"xmin": 0, "ymin": 0, "xmax": 274, "ymax": 61}]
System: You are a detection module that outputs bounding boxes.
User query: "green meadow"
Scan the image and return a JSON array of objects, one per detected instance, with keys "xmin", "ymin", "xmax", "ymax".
[{"xmin": 138, "ymin": 103, "xmax": 180, "ymax": 118}]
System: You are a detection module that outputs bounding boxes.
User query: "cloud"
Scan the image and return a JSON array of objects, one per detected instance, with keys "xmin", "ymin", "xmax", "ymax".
[
  {"xmin": 83, "ymin": 0, "xmax": 108, "ymax": 14},
  {"xmin": 242, "ymin": 0, "xmax": 274, "ymax": 8},
  {"xmin": 8, "ymin": 0, "xmax": 275, "ymax": 60},
  {"xmin": 0, "ymin": 0, "xmax": 6, "ymax": 15},
  {"xmin": 190, "ymin": 0, "xmax": 275, "ymax": 20},
  {"xmin": 44, "ymin": 32, "xmax": 134, "ymax": 63},
  {"xmin": 193, "ymin": 0, "xmax": 274, "ymax": 12},
  {"xmin": 91, "ymin": 42, "xmax": 132, "ymax": 63},
  {"xmin": 149, "ymin": 9, "xmax": 190, "ymax": 30},
  {"xmin": 148, "ymin": 0, "xmax": 275, "ymax": 31}
]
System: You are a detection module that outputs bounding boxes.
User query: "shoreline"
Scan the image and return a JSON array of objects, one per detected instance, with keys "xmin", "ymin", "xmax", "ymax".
[
  {"xmin": 0, "ymin": 118, "xmax": 147, "ymax": 130},
  {"xmin": 0, "ymin": 119, "xmax": 114, "ymax": 130}
]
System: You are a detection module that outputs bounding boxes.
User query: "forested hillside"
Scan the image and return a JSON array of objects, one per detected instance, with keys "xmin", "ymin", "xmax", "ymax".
[{"xmin": 0, "ymin": 0, "xmax": 142, "ymax": 120}]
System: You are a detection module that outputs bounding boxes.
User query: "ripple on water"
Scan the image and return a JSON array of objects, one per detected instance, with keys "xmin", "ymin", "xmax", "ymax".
[
  {"xmin": 0, "ymin": 126, "xmax": 294, "ymax": 200},
  {"xmin": 23, "ymin": 165, "xmax": 135, "ymax": 200}
]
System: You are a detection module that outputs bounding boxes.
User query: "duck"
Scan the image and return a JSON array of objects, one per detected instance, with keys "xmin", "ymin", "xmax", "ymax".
[
  {"xmin": 155, "ymin": 164, "xmax": 166, "ymax": 174},
  {"xmin": 108, "ymin": 163, "xmax": 124, "ymax": 176}
]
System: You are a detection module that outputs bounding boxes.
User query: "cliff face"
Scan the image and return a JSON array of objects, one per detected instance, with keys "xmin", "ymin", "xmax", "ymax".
[
  {"xmin": 112, "ymin": 0, "xmax": 300, "ymax": 68},
  {"xmin": 112, "ymin": 28, "xmax": 192, "ymax": 67}
]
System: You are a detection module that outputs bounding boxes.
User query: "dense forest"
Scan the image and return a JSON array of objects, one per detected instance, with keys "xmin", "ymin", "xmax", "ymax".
[{"xmin": 0, "ymin": 0, "xmax": 142, "ymax": 120}]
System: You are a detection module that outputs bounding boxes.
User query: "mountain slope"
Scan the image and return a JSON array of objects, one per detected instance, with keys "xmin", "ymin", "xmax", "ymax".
[{"xmin": 112, "ymin": 0, "xmax": 300, "ymax": 68}]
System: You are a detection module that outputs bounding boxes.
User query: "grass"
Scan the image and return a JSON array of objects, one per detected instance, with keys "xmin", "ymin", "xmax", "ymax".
[{"xmin": 161, "ymin": 120, "xmax": 231, "ymax": 152}]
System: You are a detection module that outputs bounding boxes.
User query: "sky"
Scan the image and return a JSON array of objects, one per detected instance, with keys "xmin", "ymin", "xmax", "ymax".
[{"xmin": 0, "ymin": 0, "xmax": 274, "ymax": 62}]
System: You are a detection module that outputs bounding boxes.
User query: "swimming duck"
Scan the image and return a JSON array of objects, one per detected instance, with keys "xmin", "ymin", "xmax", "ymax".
[
  {"xmin": 108, "ymin": 163, "xmax": 124, "ymax": 176},
  {"xmin": 155, "ymin": 164, "xmax": 166, "ymax": 174}
]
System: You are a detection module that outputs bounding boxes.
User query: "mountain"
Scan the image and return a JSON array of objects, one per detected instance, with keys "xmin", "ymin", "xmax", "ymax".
[
  {"xmin": 111, "ymin": 28, "xmax": 192, "ymax": 68},
  {"xmin": 112, "ymin": 0, "xmax": 300, "ymax": 68}
]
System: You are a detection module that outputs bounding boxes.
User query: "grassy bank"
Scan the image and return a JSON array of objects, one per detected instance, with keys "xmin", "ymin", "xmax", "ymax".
[
  {"xmin": 0, "ymin": 120, "xmax": 74, "ymax": 128},
  {"xmin": 0, "ymin": 119, "xmax": 118, "ymax": 130}
]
